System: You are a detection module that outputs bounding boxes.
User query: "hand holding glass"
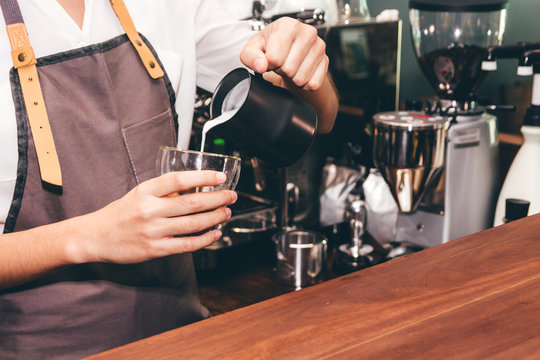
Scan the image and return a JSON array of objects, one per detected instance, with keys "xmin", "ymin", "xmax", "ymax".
[{"xmin": 156, "ymin": 146, "xmax": 241, "ymax": 193}]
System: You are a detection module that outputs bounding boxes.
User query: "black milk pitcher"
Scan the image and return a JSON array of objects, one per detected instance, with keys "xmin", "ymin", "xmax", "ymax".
[{"xmin": 210, "ymin": 68, "xmax": 318, "ymax": 167}]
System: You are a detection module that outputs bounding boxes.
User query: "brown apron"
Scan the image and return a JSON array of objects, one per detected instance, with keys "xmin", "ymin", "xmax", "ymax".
[{"xmin": 0, "ymin": 1, "xmax": 209, "ymax": 359}]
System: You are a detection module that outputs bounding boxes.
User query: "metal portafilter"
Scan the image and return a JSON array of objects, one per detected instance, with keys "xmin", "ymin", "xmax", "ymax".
[{"xmin": 373, "ymin": 112, "xmax": 448, "ymax": 214}]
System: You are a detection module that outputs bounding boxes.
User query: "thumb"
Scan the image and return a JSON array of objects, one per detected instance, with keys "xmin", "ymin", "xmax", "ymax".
[{"xmin": 240, "ymin": 33, "xmax": 268, "ymax": 74}]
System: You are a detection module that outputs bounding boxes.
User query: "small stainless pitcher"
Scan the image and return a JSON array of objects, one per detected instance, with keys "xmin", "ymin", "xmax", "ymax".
[{"xmin": 272, "ymin": 230, "xmax": 328, "ymax": 290}]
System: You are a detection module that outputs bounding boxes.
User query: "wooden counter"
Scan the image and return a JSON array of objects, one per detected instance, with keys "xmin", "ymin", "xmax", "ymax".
[{"xmin": 88, "ymin": 214, "xmax": 540, "ymax": 359}]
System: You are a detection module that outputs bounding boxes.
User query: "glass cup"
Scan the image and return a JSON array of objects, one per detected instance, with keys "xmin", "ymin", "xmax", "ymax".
[{"xmin": 156, "ymin": 146, "xmax": 241, "ymax": 193}]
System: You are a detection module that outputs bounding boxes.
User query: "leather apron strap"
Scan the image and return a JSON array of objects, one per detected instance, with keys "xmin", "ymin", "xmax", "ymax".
[
  {"xmin": 0, "ymin": 0, "xmax": 165, "ymax": 188},
  {"xmin": 0, "ymin": 0, "xmax": 62, "ymax": 187},
  {"xmin": 109, "ymin": 0, "xmax": 165, "ymax": 79}
]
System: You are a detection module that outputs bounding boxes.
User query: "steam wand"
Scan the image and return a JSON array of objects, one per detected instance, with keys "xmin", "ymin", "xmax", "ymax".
[
  {"xmin": 481, "ymin": 43, "xmax": 540, "ymax": 115},
  {"xmin": 482, "ymin": 42, "xmax": 540, "ymax": 71}
]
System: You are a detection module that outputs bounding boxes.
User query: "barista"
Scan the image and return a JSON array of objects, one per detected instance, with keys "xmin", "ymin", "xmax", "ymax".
[{"xmin": 0, "ymin": 0, "xmax": 338, "ymax": 358}]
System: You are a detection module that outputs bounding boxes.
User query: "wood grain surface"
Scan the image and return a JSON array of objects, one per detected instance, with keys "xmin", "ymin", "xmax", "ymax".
[{"xmin": 87, "ymin": 214, "xmax": 540, "ymax": 360}]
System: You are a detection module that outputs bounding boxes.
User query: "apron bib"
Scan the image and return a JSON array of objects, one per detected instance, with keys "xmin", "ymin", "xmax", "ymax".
[{"xmin": 0, "ymin": 1, "xmax": 209, "ymax": 359}]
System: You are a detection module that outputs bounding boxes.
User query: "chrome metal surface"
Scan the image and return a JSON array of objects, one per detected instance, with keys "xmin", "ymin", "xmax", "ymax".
[
  {"xmin": 335, "ymin": 199, "xmax": 374, "ymax": 271},
  {"xmin": 373, "ymin": 111, "xmax": 448, "ymax": 213},
  {"xmin": 273, "ymin": 230, "xmax": 328, "ymax": 290},
  {"xmin": 346, "ymin": 199, "xmax": 367, "ymax": 250}
]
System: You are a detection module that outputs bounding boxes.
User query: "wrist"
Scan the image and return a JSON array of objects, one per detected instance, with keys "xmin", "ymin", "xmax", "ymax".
[{"xmin": 58, "ymin": 215, "xmax": 94, "ymax": 265}]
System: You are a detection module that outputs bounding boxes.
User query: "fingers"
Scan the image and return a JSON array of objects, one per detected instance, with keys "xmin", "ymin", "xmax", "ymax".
[
  {"xmin": 263, "ymin": 21, "xmax": 298, "ymax": 71},
  {"xmin": 142, "ymin": 170, "xmax": 227, "ymax": 198},
  {"xmin": 153, "ymin": 229, "xmax": 223, "ymax": 254},
  {"xmin": 240, "ymin": 34, "xmax": 269, "ymax": 73},
  {"xmin": 280, "ymin": 41, "xmax": 328, "ymax": 90},
  {"xmin": 156, "ymin": 206, "xmax": 232, "ymax": 238},
  {"xmin": 159, "ymin": 190, "xmax": 237, "ymax": 218},
  {"xmin": 301, "ymin": 53, "xmax": 329, "ymax": 91},
  {"xmin": 273, "ymin": 24, "xmax": 318, "ymax": 82},
  {"xmin": 241, "ymin": 18, "xmax": 327, "ymax": 90}
]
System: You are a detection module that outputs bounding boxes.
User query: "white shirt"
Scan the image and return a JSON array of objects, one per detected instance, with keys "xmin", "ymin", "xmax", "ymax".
[{"xmin": 0, "ymin": 0, "xmax": 253, "ymax": 231}]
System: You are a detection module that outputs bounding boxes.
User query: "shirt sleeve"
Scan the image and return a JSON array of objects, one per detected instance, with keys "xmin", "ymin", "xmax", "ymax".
[{"xmin": 194, "ymin": 0, "xmax": 254, "ymax": 92}]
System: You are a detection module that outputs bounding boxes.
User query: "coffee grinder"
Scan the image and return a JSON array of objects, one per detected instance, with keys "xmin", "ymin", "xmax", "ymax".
[{"xmin": 372, "ymin": 0, "xmax": 508, "ymax": 251}]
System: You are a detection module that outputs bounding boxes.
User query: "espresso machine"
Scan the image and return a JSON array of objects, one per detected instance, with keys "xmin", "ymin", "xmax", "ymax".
[{"xmin": 372, "ymin": 0, "xmax": 508, "ymax": 250}]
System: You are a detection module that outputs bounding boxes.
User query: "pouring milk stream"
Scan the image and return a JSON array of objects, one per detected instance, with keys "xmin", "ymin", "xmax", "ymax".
[{"xmin": 199, "ymin": 78, "xmax": 251, "ymax": 153}]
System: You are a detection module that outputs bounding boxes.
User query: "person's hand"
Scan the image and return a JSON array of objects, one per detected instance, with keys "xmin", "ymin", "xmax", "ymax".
[
  {"xmin": 68, "ymin": 170, "xmax": 236, "ymax": 264},
  {"xmin": 240, "ymin": 17, "xmax": 329, "ymax": 91}
]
